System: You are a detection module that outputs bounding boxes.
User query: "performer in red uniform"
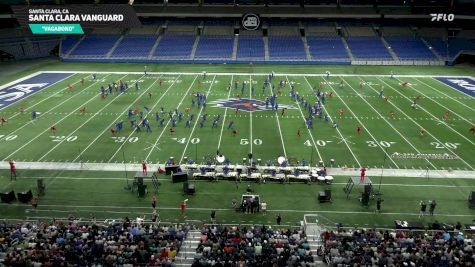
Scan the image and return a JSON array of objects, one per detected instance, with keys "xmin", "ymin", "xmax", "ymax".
[
  {"xmin": 360, "ymin": 166, "xmax": 366, "ymax": 183},
  {"xmin": 9, "ymin": 160, "xmax": 16, "ymax": 180},
  {"xmin": 142, "ymin": 161, "xmax": 147, "ymax": 176}
]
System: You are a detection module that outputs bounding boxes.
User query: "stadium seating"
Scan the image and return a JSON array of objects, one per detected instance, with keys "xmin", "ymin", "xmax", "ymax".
[
  {"xmin": 112, "ymin": 35, "xmax": 157, "ymax": 57},
  {"xmin": 307, "ymin": 36, "xmax": 349, "ymax": 61},
  {"xmin": 447, "ymin": 38, "xmax": 475, "ymax": 57},
  {"xmin": 425, "ymin": 37, "xmax": 449, "ymax": 58},
  {"xmin": 236, "ymin": 36, "xmax": 265, "ymax": 59},
  {"xmin": 193, "ymin": 225, "xmax": 315, "ymax": 266},
  {"xmin": 55, "ymin": 20, "xmax": 474, "ymax": 63},
  {"xmin": 195, "ymin": 36, "xmax": 234, "ymax": 59},
  {"xmin": 70, "ymin": 35, "xmax": 120, "ymax": 56},
  {"xmin": 321, "ymin": 228, "xmax": 472, "ymax": 266},
  {"xmin": 153, "ymin": 33, "xmax": 196, "ymax": 58},
  {"xmin": 346, "ymin": 36, "xmax": 393, "ymax": 59},
  {"xmin": 60, "ymin": 36, "xmax": 81, "ymax": 55},
  {"xmin": 385, "ymin": 37, "xmax": 437, "ymax": 60},
  {"xmin": 268, "ymin": 36, "xmax": 306, "ymax": 59},
  {"xmin": 0, "ymin": 219, "xmax": 190, "ymax": 266}
]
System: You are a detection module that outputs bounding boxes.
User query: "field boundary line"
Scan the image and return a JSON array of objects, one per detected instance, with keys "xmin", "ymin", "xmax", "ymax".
[
  {"xmin": 0, "ymin": 74, "xmax": 101, "ymax": 142},
  {"xmin": 343, "ymin": 76, "xmax": 436, "ymax": 169},
  {"xmin": 1, "ymin": 74, "xmax": 115, "ymax": 160},
  {"xmin": 287, "ymin": 76, "xmax": 323, "ymax": 163},
  {"xmin": 108, "ymin": 75, "xmax": 183, "ymax": 162},
  {"xmin": 415, "ymin": 77, "xmax": 475, "ymax": 113},
  {"xmin": 3, "ymin": 203, "xmax": 475, "ymax": 217},
  {"xmin": 378, "ymin": 78, "xmax": 475, "ymax": 147},
  {"xmin": 217, "ymin": 75, "xmax": 234, "ymax": 150},
  {"xmin": 73, "ymin": 74, "xmax": 158, "ymax": 162},
  {"xmin": 39, "ymin": 74, "xmax": 132, "ymax": 161},
  {"xmin": 6, "ymin": 175, "xmax": 475, "ymax": 188},
  {"xmin": 144, "ymin": 75, "xmax": 198, "ymax": 161},
  {"xmin": 178, "ymin": 75, "xmax": 218, "ymax": 164},
  {"xmin": 377, "ymin": 78, "xmax": 474, "ymax": 170},
  {"xmin": 0, "ymin": 161, "xmax": 473, "ymax": 178},
  {"xmin": 39, "ymin": 71, "xmax": 475, "ymax": 79}
]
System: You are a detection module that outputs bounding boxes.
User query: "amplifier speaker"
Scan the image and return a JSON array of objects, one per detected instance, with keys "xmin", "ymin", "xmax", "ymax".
[
  {"xmin": 17, "ymin": 190, "xmax": 33, "ymax": 203},
  {"xmin": 138, "ymin": 184, "xmax": 147, "ymax": 198},
  {"xmin": 364, "ymin": 184, "xmax": 372, "ymax": 194},
  {"xmin": 165, "ymin": 165, "xmax": 179, "ymax": 175},
  {"xmin": 172, "ymin": 172, "xmax": 188, "ymax": 183},
  {"xmin": 0, "ymin": 191, "xmax": 16, "ymax": 203},
  {"xmin": 183, "ymin": 182, "xmax": 195, "ymax": 195}
]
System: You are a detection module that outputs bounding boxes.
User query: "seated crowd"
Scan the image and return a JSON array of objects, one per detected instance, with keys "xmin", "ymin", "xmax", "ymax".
[
  {"xmin": 0, "ymin": 217, "xmax": 190, "ymax": 266},
  {"xmin": 321, "ymin": 228, "xmax": 475, "ymax": 266},
  {"xmin": 192, "ymin": 225, "xmax": 315, "ymax": 267}
]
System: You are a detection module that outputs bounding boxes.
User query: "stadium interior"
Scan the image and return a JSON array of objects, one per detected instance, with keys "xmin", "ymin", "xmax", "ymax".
[{"xmin": 0, "ymin": 0, "xmax": 474, "ymax": 266}]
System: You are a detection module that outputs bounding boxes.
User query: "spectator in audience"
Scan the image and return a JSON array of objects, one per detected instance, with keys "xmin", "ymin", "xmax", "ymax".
[
  {"xmin": 0, "ymin": 217, "xmax": 190, "ymax": 266},
  {"xmin": 193, "ymin": 224, "xmax": 314, "ymax": 266},
  {"xmin": 321, "ymin": 227, "xmax": 475, "ymax": 267}
]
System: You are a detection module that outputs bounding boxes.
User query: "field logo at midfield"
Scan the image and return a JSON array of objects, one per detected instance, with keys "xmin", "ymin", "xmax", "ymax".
[
  {"xmin": 434, "ymin": 77, "xmax": 475, "ymax": 98},
  {"xmin": 0, "ymin": 72, "xmax": 73, "ymax": 110},
  {"xmin": 209, "ymin": 98, "xmax": 297, "ymax": 112}
]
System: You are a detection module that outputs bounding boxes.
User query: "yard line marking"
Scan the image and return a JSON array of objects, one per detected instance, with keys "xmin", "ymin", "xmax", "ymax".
[
  {"xmin": 1, "ymin": 74, "xmax": 116, "ymax": 160},
  {"xmin": 344, "ymin": 77, "xmax": 436, "ymax": 169},
  {"xmin": 303, "ymin": 76, "xmax": 361, "ymax": 166},
  {"xmin": 381, "ymin": 77, "xmax": 475, "ymax": 147},
  {"xmin": 418, "ymin": 77, "xmax": 475, "ymax": 113},
  {"xmin": 72, "ymin": 74, "xmax": 160, "ymax": 162},
  {"xmin": 217, "ymin": 75, "xmax": 233, "ymax": 150},
  {"xmin": 249, "ymin": 75, "xmax": 253, "ymax": 154},
  {"xmin": 3, "ymin": 73, "xmax": 83, "ymax": 120},
  {"xmin": 408, "ymin": 78, "xmax": 474, "ymax": 125},
  {"xmin": 377, "ymin": 78, "xmax": 475, "ymax": 171},
  {"xmin": 0, "ymin": 74, "xmax": 109, "ymax": 142},
  {"xmin": 179, "ymin": 75, "xmax": 217, "ymax": 164},
  {"xmin": 38, "ymin": 75, "xmax": 131, "ymax": 161},
  {"xmin": 108, "ymin": 75, "xmax": 182, "ymax": 163},
  {"xmin": 274, "ymin": 106, "xmax": 287, "ymax": 158},
  {"xmin": 323, "ymin": 76, "xmax": 398, "ymax": 168},
  {"xmin": 289, "ymin": 76, "xmax": 323, "ymax": 163},
  {"xmin": 144, "ymin": 75, "xmax": 198, "ymax": 162}
]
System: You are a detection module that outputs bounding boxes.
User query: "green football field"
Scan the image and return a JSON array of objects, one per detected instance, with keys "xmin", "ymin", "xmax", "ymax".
[{"xmin": 0, "ymin": 61, "xmax": 474, "ymax": 228}]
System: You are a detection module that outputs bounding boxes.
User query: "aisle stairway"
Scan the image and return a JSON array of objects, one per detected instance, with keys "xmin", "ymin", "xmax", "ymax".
[{"xmin": 174, "ymin": 229, "xmax": 201, "ymax": 267}]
